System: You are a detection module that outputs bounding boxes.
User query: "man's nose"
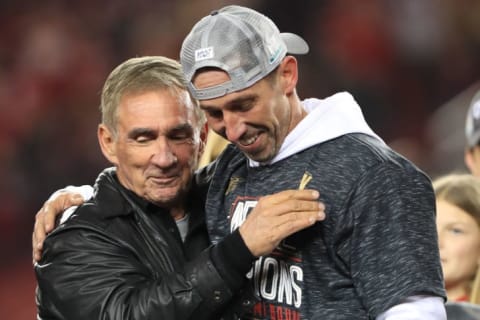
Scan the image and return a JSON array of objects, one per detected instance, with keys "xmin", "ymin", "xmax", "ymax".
[
  {"xmin": 151, "ymin": 139, "xmax": 178, "ymax": 167},
  {"xmin": 223, "ymin": 112, "xmax": 244, "ymax": 142}
]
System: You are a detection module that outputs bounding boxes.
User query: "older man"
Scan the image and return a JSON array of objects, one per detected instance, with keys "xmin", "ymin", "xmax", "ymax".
[{"xmin": 34, "ymin": 56, "xmax": 324, "ymax": 320}]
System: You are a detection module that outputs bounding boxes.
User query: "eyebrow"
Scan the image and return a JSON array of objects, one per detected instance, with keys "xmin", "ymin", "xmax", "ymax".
[
  {"xmin": 127, "ymin": 123, "xmax": 195, "ymax": 138},
  {"xmin": 169, "ymin": 123, "xmax": 194, "ymax": 134},
  {"xmin": 127, "ymin": 127, "xmax": 155, "ymax": 139}
]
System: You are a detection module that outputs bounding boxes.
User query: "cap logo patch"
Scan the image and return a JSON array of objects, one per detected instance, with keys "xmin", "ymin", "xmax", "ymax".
[
  {"xmin": 269, "ymin": 47, "xmax": 282, "ymax": 64},
  {"xmin": 195, "ymin": 47, "xmax": 214, "ymax": 62},
  {"xmin": 265, "ymin": 34, "xmax": 282, "ymax": 64}
]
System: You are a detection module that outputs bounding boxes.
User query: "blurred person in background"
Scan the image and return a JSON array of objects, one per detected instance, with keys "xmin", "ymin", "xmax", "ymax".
[
  {"xmin": 34, "ymin": 56, "xmax": 324, "ymax": 320},
  {"xmin": 433, "ymin": 173, "xmax": 480, "ymax": 319},
  {"xmin": 464, "ymin": 91, "xmax": 480, "ymax": 176},
  {"xmin": 434, "ymin": 173, "xmax": 480, "ymax": 302}
]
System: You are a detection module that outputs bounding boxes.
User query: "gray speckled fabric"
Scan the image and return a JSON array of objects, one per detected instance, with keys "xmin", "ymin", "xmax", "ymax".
[{"xmin": 206, "ymin": 133, "xmax": 446, "ymax": 319}]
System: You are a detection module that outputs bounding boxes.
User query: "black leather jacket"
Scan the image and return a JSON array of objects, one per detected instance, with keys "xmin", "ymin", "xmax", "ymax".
[{"xmin": 35, "ymin": 168, "xmax": 252, "ymax": 320}]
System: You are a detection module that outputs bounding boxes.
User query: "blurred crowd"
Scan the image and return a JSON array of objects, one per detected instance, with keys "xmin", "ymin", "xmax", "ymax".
[{"xmin": 1, "ymin": 0, "xmax": 480, "ymax": 318}]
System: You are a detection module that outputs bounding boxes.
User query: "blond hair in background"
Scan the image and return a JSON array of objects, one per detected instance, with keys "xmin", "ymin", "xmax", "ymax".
[
  {"xmin": 198, "ymin": 129, "xmax": 230, "ymax": 168},
  {"xmin": 433, "ymin": 173, "xmax": 480, "ymax": 304}
]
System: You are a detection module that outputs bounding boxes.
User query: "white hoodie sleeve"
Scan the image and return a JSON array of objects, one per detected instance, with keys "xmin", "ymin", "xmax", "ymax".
[
  {"xmin": 376, "ymin": 296, "xmax": 446, "ymax": 320},
  {"xmin": 48, "ymin": 185, "xmax": 94, "ymax": 224}
]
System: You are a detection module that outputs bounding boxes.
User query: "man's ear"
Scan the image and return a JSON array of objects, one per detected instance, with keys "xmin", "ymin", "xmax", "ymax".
[
  {"xmin": 98, "ymin": 124, "xmax": 118, "ymax": 165},
  {"xmin": 465, "ymin": 148, "xmax": 476, "ymax": 175},
  {"xmin": 278, "ymin": 56, "xmax": 299, "ymax": 95},
  {"xmin": 198, "ymin": 123, "xmax": 208, "ymax": 156}
]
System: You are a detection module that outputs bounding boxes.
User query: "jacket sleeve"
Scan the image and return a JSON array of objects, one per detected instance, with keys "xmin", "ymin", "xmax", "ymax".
[{"xmin": 35, "ymin": 224, "xmax": 248, "ymax": 320}]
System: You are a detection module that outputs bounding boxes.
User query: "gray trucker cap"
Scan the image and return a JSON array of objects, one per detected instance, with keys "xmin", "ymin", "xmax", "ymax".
[{"xmin": 180, "ymin": 5, "xmax": 309, "ymax": 100}]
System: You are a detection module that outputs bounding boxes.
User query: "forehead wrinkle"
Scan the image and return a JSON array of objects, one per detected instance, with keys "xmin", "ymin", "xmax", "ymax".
[{"xmin": 200, "ymin": 93, "xmax": 258, "ymax": 111}]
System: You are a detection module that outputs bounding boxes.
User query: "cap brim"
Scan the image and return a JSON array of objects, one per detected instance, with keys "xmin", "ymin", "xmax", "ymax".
[{"xmin": 281, "ymin": 32, "xmax": 309, "ymax": 55}]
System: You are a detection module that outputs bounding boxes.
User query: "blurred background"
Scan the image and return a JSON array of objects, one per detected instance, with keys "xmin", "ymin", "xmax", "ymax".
[{"xmin": 1, "ymin": 0, "xmax": 479, "ymax": 318}]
